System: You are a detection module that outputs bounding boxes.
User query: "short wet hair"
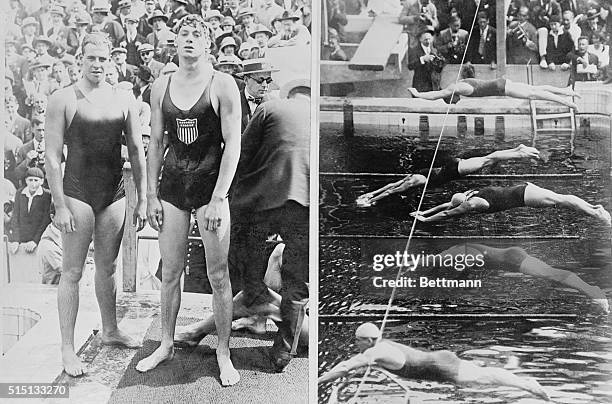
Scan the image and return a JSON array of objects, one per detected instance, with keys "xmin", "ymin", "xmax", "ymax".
[
  {"xmin": 459, "ymin": 62, "xmax": 475, "ymax": 79},
  {"xmin": 81, "ymin": 32, "xmax": 112, "ymax": 55},
  {"xmin": 176, "ymin": 14, "xmax": 213, "ymax": 40}
]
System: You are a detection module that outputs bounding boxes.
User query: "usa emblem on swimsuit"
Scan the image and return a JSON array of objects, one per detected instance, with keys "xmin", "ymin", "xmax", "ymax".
[{"xmin": 176, "ymin": 118, "xmax": 199, "ymax": 145}]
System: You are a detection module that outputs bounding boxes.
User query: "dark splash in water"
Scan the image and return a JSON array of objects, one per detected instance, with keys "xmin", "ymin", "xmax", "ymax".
[{"xmin": 319, "ymin": 319, "xmax": 612, "ymax": 403}]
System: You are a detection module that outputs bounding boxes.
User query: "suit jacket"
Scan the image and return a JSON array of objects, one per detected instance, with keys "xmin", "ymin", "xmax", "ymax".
[
  {"xmin": 468, "ymin": 25, "xmax": 497, "ymax": 64},
  {"xmin": 237, "ymin": 79, "xmax": 253, "ymax": 133},
  {"xmin": 138, "ymin": 14, "xmax": 154, "ymax": 38},
  {"xmin": 559, "ymin": 0, "xmax": 589, "ymax": 15},
  {"xmin": 435, "ymin": 28, "xmax": 468, "ymax": 64},
  {"xmin": 529, "ymin": 0, "xmax": 562, "ymax": 29},
  {"xmin": 116, "ymin": 63, "xmax": 138, "ymax": 83},
  {"xmin": 167, "ymin": 7, "xmax": 190, "ymax": 31},
  {"xmin": 546, "ymin": 31, "xmax": 574, "ymax": 64},
  {"xmin": 9, "ymin": 114, "xmax": 32, "ymax": 143},
  {"xmin": 231, "ymin": 97, "xmax": 310, "ymax": 212},
  {"xmin": 407, "ymin": 45, "xmax": 441, "ymax": 92},
  {"xmin": 123, "ymin": 33, "xmax": 148, "ymax": 66},
  {"xmin": 10, "ymin": 187, "xmax": 52, "ymax": 244}
]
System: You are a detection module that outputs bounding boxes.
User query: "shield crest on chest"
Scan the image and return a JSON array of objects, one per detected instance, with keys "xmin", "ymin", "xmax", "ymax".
[{"xmin": 176, "ymin": 118, "xmax": 199, "ymax": 145}]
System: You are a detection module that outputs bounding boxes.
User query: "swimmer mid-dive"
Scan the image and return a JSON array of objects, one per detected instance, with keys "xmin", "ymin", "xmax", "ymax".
[
  {"xmin": 318, "ymin": 323, "xmax": 550, "ymax": 401},
  {"xmin": 357, "ymin": 144, "xmax": 541, "ymax": 207},
  {"xmin": 435, "ymin": 243, "xmax": 609, "ymax": 313},
  {"xmin": 407, "ymin": 63, "xmax": 580, "ymax": 110},
  {"xmin": 410, "ymin": 182, "xmax": 611, "ymax": 226}
]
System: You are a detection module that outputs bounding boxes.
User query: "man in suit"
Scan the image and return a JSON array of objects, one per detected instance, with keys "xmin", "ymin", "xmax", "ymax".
[
  {"xmin": 91, "ymin": 2, "xmax": 126, "ymax": 48},
  {"xmin": 542, "ymin": 15, "xmax": 574, "ymax": 70},
  {"xmin": 435, "ymin": 15, "xmax": 468, "ymax": 64},
  {"xmin": 408, "ymin": 29, "xmax": 443, "ymax": 93},
  {"xmin": 138, "ymin": 0, "xmax": 156, "ymax": 37},
  {"xmin": 146, "ymin": 10, "xmax": 173, "ymax": 60},
  {"xmin": 138, "ymin": 43, "xmax": 164, "ymax": 78},
  {"xmin": 236, "ymin": 59, "xmax": 278, "ymax": 133},
  {"xmin": 167, "ymin": 0, "xmax": 191, "ymax": 31},
  {"xmin": 111, "ymin": 47, "xmax": 137, "ymax": 83},
  {"xmin": 117, "ymin": 0, "xmax": 133, "ymax": 31},
  {"xmin": 5, "ymin": 96, "xmax": 32, "ymax": 143},
  {"xmin": 507, "ymin": 6, "xmax": 539, "ymax": 64},
  {"xmin": 15, "ymin": 117, "xmax": 45, "ymax": 184},
  {"xmin": 123, "ymin": 14, "xmax": 148, "ymax": 66},
  {"xmin": 468, "ymin": 11, "xmax": 496, "ymax": 67},
  {"xmin": 8, "ymin": 167, "xmax": 52, "ymax": 255}
]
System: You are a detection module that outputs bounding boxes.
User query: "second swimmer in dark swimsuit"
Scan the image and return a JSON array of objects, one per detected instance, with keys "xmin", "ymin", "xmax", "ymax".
[
  {"xmin": 407, "ymin": 62, "xmax": 580, "ymax": 110},
  {"xmin": 411, "ymin": 182, "xmax": 611, "ymax": 225},
  {"xmin": 318, "ymin": 323, "xmax": 550, "ymax": 400}
]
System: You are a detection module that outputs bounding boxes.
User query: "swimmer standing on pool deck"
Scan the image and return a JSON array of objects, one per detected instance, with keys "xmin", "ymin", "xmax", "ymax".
[
  {"xmin": 135, "ymin": 15, "xmax": 242, "ymax": 386},
  {"xmin": 318, "ymin": 323, "xmax": 550, "ymax": 400},
  {"xmin": 411, "ymin": 182, "xmax": 612, "ymax": 225},
  {"xmin": 45, "ymin": 32, "xmax": 148, "ymax": 377},
  {"xmin": 408, "ymin": 63, "xmax": 580, "ymax": 110},
  {"xmin": 357, "ymin": 144, "xmax": 541, "ymax": 207}
]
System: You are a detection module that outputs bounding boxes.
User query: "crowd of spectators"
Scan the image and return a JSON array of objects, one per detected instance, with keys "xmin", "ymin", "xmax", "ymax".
[
  {"xmin": 325, "ymin": 0, "xmax": 612, "ymax": 83},
  {"xmin": 4, "ymin": 0, "xmax": 312, "ymax": 285}
]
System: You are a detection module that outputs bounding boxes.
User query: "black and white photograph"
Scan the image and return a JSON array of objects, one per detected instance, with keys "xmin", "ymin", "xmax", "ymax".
[
  {"xmin": 1, "ymin": 0, "xmax": 312, "ymax": 402},
  {"xmin": 318, "ymin": 0, "xmax": 612, "ymax": 403}
]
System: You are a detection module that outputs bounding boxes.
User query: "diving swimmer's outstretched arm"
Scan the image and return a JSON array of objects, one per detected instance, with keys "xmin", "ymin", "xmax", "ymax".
[{"xmin": 318, "ymin": 353, "xmax": 372, "ymax": 384}]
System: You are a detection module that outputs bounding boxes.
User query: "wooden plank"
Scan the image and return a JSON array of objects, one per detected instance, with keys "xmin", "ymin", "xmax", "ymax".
[
  {"xmin": 496, "ymin": 0, "xmax": 507, "ymax": 78},
  {"xmin": 349, "ymin": 17, "xmax": 404, "ymax": 71},
  {"xmin": 319, "ymin": 313, "xmax": 579, "ymax": 321},
  {"xmin": 121, "ymin": 164, "xmax": 138, "ymax": 292}
]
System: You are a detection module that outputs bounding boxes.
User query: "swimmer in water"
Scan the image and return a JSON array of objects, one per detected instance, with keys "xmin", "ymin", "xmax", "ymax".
[
  {"xmin": 357, "ymin": 144, "xmax": 542, "ymax": 207},
  {"xmin": 407, "ymin": 62, "xmax": 580, "ymax": 110},
  {"xmin": 318, "ymin": 323, "xmax": 550, "ymax": 401},
  {"xmin": 436, "ymin": 243, "xmax": 610, "ymax": 313},
  {"xmin": 410, "ymin": 182, "xmax": 611, "ymax": 226}
]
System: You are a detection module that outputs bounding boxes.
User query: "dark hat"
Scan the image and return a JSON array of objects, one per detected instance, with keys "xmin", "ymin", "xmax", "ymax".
[
  {"xmin": 148, "ymin": 9, "xmax": 168, "ymax": 24},
  {"xmin": 21, "ymin": 17, "xmax": 39, "ymax": 29},
  {"xmin": 33, "ymin": 35, "xmax": 53, "ymax": 47},
  {"xmin": 237, "ymin": 58, "xmax": 279, "ymax": 75},
  {"xmin": 117, "ymin": 0, "xmax": 132, "ymax": 9},
  {"xmin": 549, "ymin": 15, "xmax": 561, "ymax": 24},
  {"xmin": 26, "ymin": 167, "xmax": 45, "ymax": 179},
  {"xmin": 250, "ymin": 24, "xmax": 273, "ymax": 38},
  {"xmin": 75, "ymin": 12, "xmax": 92, "ymax": 25},
  {"xmin": 171, "ymin": 0, "xmax": 189, "ymax": 4},
  {"xmin": 237, "ymin": 7, "xmax": 256, "ymax": 20},
  {"xmin": 586, "ymin": 8, "xmax": 601, "ymax": 20},
  {"xmin": 277, "ymin": 10, "xmax": 300, "ymax": 22},
  {"xmin": 219, "ymin": 36, "xmax": 237, "ymax": 50}
]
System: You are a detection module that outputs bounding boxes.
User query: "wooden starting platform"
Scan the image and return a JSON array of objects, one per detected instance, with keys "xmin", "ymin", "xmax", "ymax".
[{"xmin": 348, "ymin": 16, "xmax": 406, "ymax": 72}]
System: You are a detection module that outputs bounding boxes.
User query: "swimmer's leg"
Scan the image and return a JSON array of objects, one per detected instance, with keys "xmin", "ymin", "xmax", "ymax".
[
  {"xmin": 524, "ymin": 182, "xmax": 611, "ymax": 225},
  {"xmin": 505, "ymin": 81, "xmax": 578, "ymax": 110},
  {"xmin": 59, "ymin": 196, "xmax": 94, "ymax": 377},
  {"xmin": 457, "ymin": 145, "xmax": 541, "ymax": 175},
  {"xmin": 136, "ymin": 202, "xmax": 190, "ymax": 372},
  {"xmin": 456, "ymin": 360, "xmax": 550, "ymax": 400}
]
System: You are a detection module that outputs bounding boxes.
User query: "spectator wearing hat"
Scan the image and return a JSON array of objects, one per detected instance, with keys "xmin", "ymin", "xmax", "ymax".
[
  {"xmin": 219, "ymin": 36, "xmax": 239, "ymax": 56},
  {"xmin": 237, "ymin": 41, "xmax": 254, "ymax": 60},
  {"xmin": 138, "ymin": 43, "xmax": 165, "ymax": 78},
  {"xmin": 123, "ymin": 14, "xmax": 148, "ymax": 65},
  {"xmin": 47, "ymin": 5, "xmax": 72, "ymax": 57},
  {"xmin": 507, "ymin": 6, "xmax": 539, "ymax": 64},
  {"xmin": 50, "ymin": 60, "xmax": 72, "ymax": 93},
  {"xmin": 117, "ymin": 0, "xmax": 134, "ymax": 30},
  {"xmin": 223, "ymin": 0, "xmax": 242, "ymax": 20},
  {"xmin": 407, "ymin": 29, "xmax": 442, "ymax": 93},
  {"xmin": 18, "ymin": 17, "xmax": 40, "ymax": 53},
  {"xmin": 6, "ymin": 39, "xmax": 25, "ymax": 89},
  {"xmin": 33, "ymin": 35, "xmax": 55, "ymax": 59},
  {"xmin": 134, "ymin": 65, "xmax": 154, "ymax": 104},
  {"xmin": 214, "ymin": 54, "xmax": 243, "ymax": 76},
  {"xmin": 236, "ymin": 8, "xmax": 257, "ymax": 44},
  {"xmin": 198, "ymin": 0, "xmax": 214, "ymax": 18},
  {"xmin": 167, "ymin": 0, "xmax": 191, "ymax": 31},
  {"xmin": 16, "ymin": 117, "xmax": 46, "ymax": 184},
  {"xmin": 399, "ymin": 0, "xmax": 439, "ymax": 49},
  {"xmin": 467, "ymin": 11, "xmax": 496, "ymax": 67},
  {"xmin": 527, "ymin": 0, "xmax": 562, "ymax": 68},
  {"xmin": 111, "ymin": 47, "xmax": 138, "ymax": 82},
  {"xmin": 569, "ymin": 35, "xmax": 599, "ymax": 81},
  {"xmin": 255, "ymin": 0, "xmax": 284, "ymax": 31},
  {"xmin": 5, "ymin": 96, "xmax": 32, "ymax": 144},
  {"xmin": 32, "ymin": 0, "xmax": 53, "ymax": 37},
  {"xmin": 579, "ymin": 8, "xmax": 606, "ymax": 41},
  {"xmin": 24, "ymin": 59, "xmax": 53, "ymax": 105},
  {"xmin": 542, "ymin": 15, "xmax": 574, "ymax": 70},
  {"xmin": 138, "ymin": 0, "xmax": 157, "ymax": 37},
  {"xmin": 435, "ymin": 15, "xmax": 468, "ymax": 64},
  {"xmin": 8, "ymin": 167, "xmax": 52, "ymax": 255},
  {"xmin": 146, "ymin": 10, "xmax": 173, "ymax": 58},
  {"xmin": 236, "ymin": 58, "xmax": 279, "ymax": 131},
  {"xmin": 91, "ymin": 1, "xmax": 126, "ymax": 47},
  {"xmin": 217, "ymin": 16, "xmax": 242, "ymax": 48},
  {"xmin": 250, "ymin": 24, "xmax": 273, "ymax": 57},
  {"xmin": 68, "ymin": 12, "xmax": 92, "ymax": 56},
  {"xmin": 205, "ymin": 10, "xmax": 225, "ymax": 39},
  {"xmin": 268, "ymin": 10, "xmax": 311, "ymax": 48}
]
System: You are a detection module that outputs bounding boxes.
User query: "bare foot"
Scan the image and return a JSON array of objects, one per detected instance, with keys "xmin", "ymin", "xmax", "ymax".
[
  {"xmin": 232, "ymin": 315, "xmax": 267, "ymax": 334},
  {"xmin": 136, "ymin": 344, "xmax": 174, "ymax": 372},
  {"xmin": 217, "ymin": 350, "xmax": 240, "ymax": 386},
  {"xmin": 592, "ymin": 298, "xmax": 610, "ymax": 314},
  {"xmin": 101, "ymin": 329, "xmax": 141, "ymax": 348},
  {"xmin": 407, "ymin": 87, "xmax": 419, "ymax": 98},
  {"xmin": 61, "ymin": 346, "xmax": 86, "ymax": 377},
  {"xmin": 593, "ymin": 206, "xmax": 611, "ymax": 226},
  {"xmin": 174, "ymin": 325, "xmax": 205, "ymax": 347}
]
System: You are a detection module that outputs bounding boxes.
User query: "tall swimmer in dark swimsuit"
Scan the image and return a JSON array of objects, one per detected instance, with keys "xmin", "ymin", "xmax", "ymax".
[
  {"xmin": 136, "ymin": 15, "xmax": 242, "ymax": 386},
  {"xmin": 45, "ymin": 32, "xmax": 148, "ymax": 377},
  {"xmin": 318, "ymin": 323, "xmax": 550, "ymax": 400},
  {"xmin": 411, "ymin": 182, "xmax": 612, "ymax": 225},
  {"xmin": 357, "ymin": 144, "xmax": 542, "ymax": 207},
  {"xmin": 407, "ymin": 63, "xmax": 580, "ymax": 110}
]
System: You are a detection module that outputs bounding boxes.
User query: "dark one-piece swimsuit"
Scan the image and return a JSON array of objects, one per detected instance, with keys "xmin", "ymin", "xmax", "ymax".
[
  {"xmin": 159, "ymin": 72, "xmax": 224, "ymax": 211},
  {"xmin": 63, "ymin": 85, "xmax": 125, "ymax": 214},
  {"xmin": 445, "ymin": 78, "xmax": 507, "ymax": 104},
  {"xmin": 470, "ymin": 183, "xmax": 528, "ymax": 213}
]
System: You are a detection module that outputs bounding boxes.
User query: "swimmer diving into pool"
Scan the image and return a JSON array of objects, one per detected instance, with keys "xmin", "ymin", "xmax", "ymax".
[
  {"xmin": 436, "ymin": 243, "xmax": 609, "ymax": 313},
  {"xmin": 318, "ymin": 323, "xmax": 550, "ymax": 400},
  {"xmin": 357, "ymin": 144, "xmax": 541, "ymax": 207},
  {"xmin": 407, "ymin": 63, "xmax": 580, "ymax": 110},
  {"xmin": 410, "ymin": 182, "xmax": 612, "ymax": 226}
]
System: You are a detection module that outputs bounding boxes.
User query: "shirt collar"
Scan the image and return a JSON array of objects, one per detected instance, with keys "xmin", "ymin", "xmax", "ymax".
[{"xmin": 22, "ymin": 186, "xmax": 43, "ymax": 198}]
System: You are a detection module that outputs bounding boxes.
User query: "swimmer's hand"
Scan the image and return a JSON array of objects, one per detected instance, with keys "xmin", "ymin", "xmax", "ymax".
[
  {"xmin": 23, "ymin": 241, "xmax": 37, "ymax": 253},
  {"xmin": 53, "ymin": 206, "xmax": 76, "ymax": 233},
  {"xmin": 411, "ymin": 213, "xmax": 429, "ymax": 222},
  {"xmin": 8, "ymin": 242, "xmax": 19, "ymax": 254},
  {"xmin": 147, "ymin": 196, "xmax": 163, "ymax": 231},
  {"xmin": 203, "ymin": 195, "xmax": 225, "ymax": 232},
  {"xmin": 133, "ymin": 198, "xmax": 147, "ymax": 231}
]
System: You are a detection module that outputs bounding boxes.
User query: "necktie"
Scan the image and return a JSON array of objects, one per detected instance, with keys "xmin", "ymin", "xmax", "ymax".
[
  {"xmin": 479, "ymin": 29, "xmax": 485, "ymax": 55},
  {"xmin": 246, "ymin": 94, "xmax": 262, "ymax": 104}
]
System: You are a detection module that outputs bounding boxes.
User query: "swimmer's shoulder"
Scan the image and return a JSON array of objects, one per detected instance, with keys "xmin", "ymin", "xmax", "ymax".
[
  {"xmin": 48, "ymin": 85, "xmax": 76, "ymax": 107},
  {"xmin": 210, "ymin": 70, "xmax": 240, "ymax": 95}
]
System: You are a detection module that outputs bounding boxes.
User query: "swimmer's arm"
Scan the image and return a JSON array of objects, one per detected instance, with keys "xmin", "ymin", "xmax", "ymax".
[
  {"xmin": 122, "ymin": 92, "xmax": 147, "ymax": 202},
  {"xmin": 146, "ymin": 77, "xmax": 167, "ymax": 199},
  {"xmin": 419, "ymin": 203, "xmax": 470, "ymax": 222},
  {"xmin": 318, "ymin": 353, "xmax": 374, "ymax": 384},
  {"xmin": 44, "ymin": 89, "xmax": 69, "ymax": 209},
  {"xmin": 212, "ymin": 73, "xmax": 241, "ymax": 201},
  {"xmin": 416, "ymin": 202, "xmax": 451, "ymax": 216}
]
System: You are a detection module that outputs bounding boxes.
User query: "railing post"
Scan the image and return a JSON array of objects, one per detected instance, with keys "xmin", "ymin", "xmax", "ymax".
[{"xmin": 122, "ymin": 163, "xmax": 138, "ymax": 292}]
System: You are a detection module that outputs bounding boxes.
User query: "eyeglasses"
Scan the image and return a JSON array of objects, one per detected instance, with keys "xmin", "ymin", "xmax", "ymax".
[
  {"xmin": 248, "ymin": 76, "xmax": 273, "ymax": 84},
  {"xmin": 139, "ymin": 51, "xmax": 153, "ymax": 55}
]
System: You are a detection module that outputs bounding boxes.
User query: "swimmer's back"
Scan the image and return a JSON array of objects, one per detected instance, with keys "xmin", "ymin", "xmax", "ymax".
[{"xmin": 460, "ymin": 78, "xmax": 506, "ymax": 97}]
